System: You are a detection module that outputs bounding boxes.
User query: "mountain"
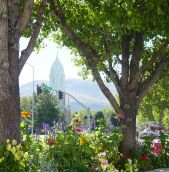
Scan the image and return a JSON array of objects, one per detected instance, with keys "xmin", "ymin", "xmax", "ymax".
[{"xmin": 20, "ymin": 79, "xmax": 116, "ymax": 111}]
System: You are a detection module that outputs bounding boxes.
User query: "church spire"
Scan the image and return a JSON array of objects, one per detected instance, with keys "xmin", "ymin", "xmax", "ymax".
[{"xmin": 49, "ymin": 52, "xmax": 65, "ymax": 92}]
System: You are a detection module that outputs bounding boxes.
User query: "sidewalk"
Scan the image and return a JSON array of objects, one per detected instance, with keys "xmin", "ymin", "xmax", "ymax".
[{"xmin": 148, "ymin": 168, "xmax": 169, "ymax": 172}]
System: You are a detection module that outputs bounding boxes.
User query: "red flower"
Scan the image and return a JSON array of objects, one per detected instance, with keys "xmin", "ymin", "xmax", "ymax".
[
  {"xmin": 74, "ymin": 126, "xmax": 83, "ymax": 132},
  {"xmin": 47, "ymin": 138, "xmax": 55, "ymax": 145},
  {"xmin": 140, "ymin": 155, "xmax": 149, "ymax": 161}
]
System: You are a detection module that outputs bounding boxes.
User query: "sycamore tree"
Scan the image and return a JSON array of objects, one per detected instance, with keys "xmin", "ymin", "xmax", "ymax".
[
  {"xmin": 0, "ymin": 0, "xmax": 57, "ymax": 143},
  {"xmin": 48, "ymin": 0, "xmax": 169, "ymax": 156}
]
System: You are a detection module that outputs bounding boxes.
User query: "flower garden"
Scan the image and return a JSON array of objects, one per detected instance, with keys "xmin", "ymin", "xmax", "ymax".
[{"xmin": 0, "ymin": 112, "xmax": 169, "ymax": 172}]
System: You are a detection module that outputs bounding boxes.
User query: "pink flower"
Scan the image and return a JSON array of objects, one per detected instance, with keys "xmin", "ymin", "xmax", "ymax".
[
  {"xmin": 74, "ymin": 126, "xmax": 83, "ymax": 132},
  {"xmin": 116, "ymin": 113, "xmax": 126, "ymax": 119},
  {"xmin": 151, "ymin": 142, "xmax": 164, "ymax": 154}
]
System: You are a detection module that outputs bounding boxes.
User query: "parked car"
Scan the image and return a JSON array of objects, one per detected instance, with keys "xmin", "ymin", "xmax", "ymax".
[
  {"xmin": 138, "ymin": 121, "xmax": 167, "ymax": 139},
  {"xmin": 139, "ymin": 127, "xmax": 160, "ymax": 138}
]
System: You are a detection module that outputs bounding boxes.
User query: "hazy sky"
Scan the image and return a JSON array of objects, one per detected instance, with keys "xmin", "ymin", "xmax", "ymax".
[{"xmin": 19, "ymin": 38, "xmax": 82, "ymax": 86}]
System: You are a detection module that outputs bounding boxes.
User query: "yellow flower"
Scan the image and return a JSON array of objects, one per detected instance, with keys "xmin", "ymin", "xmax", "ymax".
[
  {"xmin": 17, "ymin": 150, "xmax": 24, "ymax": 157},
  {"xmin": 6, "ymin": 144, "xmax": 12, "ymax": 151},
  {"xmin": 11, "ymin": 147, "xmax": 16, "ymax": 154},
  {"xmin": 23, "ymin": 152, "xmax": 29, "ymax": 159},
  {"xmin": 12, "ymin": 140, "xmax": 17, "ymax": 146},
  {"xmin": 80, "ymin": 135, "xmax": 89, "ymax": 145},
  {"xmin": 6, "ymin": 139, "xmax": 10, "ymax": 144},
  {"xmin": 16, "ymin": 143, "xmax": 22, "ymax": 150},
  {"xmin": 14, "ymin": 153, "xmax": 20, "ymax": 161},
  {"xmin": 19, "ymin": 161, "xmax": 25, "ymax": 168}
]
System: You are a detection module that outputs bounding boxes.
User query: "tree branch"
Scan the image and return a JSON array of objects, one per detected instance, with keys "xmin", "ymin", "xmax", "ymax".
[
  {"xmin": 129, "ymin": 40, "xmax": 169, "ymax": 89},
  {"xmin": 103, "ymin": 26, "xmax": 111, "ymax": 56},
  {"xmin": 136, "ymin": 56, "xmax": 169, "ymax": 107},
  {"xmin": 16, "ymin": 0, "xmax": 34, "ymax": 35},
  {"xmin": 106, "ymin": 60, "xmax": 126, "ymax": 101},
  {"xmin": 130, "ymin": 32, "xmax": 144, "ymax": 82},
  {"xmin": 19, "ymin": 0, "xmax": 47, "ymax": 74},
  {"xmin": 49, "ymin": 0, "xmax": 123, "ymax": 113},
  {"xmin": 101, "ymin": 26, "xmax": 125, "ymax": 100},
  {"xmin": 121, "ymin": 34, "xmax": 131, "ymax": 88},
  {"xmin": 88, "ymin": 58, "xmax": 124, "ymax": 114}
]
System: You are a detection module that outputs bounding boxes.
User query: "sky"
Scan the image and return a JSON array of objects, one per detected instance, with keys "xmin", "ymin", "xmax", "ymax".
[{"xmin": 19, "ymin": 38, "xmax": 82, "ymax": 86}]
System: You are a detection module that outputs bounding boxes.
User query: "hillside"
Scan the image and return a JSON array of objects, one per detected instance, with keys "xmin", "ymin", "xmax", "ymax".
[{"xmin": 20, "ymin": 79, "xmax": 116, "ymax": 111}]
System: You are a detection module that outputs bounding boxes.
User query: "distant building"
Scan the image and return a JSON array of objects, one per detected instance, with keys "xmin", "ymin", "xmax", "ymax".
[
  {"xmin": 49, "ymin": 56, "xmax": 65, "ymax": 92},
  {"xmin": 49, "ymin": 56, "xmax": 69, "ymax": 121}
]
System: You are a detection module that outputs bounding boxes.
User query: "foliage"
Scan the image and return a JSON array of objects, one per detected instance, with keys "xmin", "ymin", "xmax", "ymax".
[
  {"xmin": 22, "ymin": 0, "xmax": 59, "ymax": 51},
  {"xmin": 101, "ymin": 108, "xmax": 115, "ymax": 126},
  {"xmin": 21, "ymin": 90, "xmax": 60, "ymax": 129},
  {"xmin": 138, "ymin": 69, "xmax": 169, "ymax": 128},
  {"xmin": 0, "ymin": 140, "xmax": 30, "ymax": 172},
  {"xmin": 52, "ymin": 0, "xmax": 169, "ymax": 79},
  {"xmin": 1, "ymin": 126, "xmax": 169, "ymax": 171},
  {"xmin": 49, "ymin": 0, "xmax": 169, "ymax": 155},
  {"xmin": 20, "ymin": 96, "xmax": 32, "ymax": 113},
  {"xmin": 42, "ymin": 125, "xmax": 122, "ymax": 171},
  {"xmin": 125, "ymin": 134, "xmax": 169, "ymax": 171},
  {"xmin": 34, "ymin": 90, "xmax": 60, "ymax": 129},
  {"xmin": 94, "ymin": 111, "xmax": 106, "ymax": 129}
]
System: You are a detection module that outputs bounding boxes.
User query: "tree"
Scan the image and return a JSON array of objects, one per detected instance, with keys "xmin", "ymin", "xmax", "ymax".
[
  {"xmin": 48, "ymin": 0, "xmax": 169, "ymax": 156},
  {"xmin": 0, "ymin": 0, "xmax": 57, "ymax": 142},
  {"xmin": 20, "ymin": 96, "xmax": 32, "ymax": 113},
  {"xmin": 138, "ymin": 69, "xmax": 169, "ymax": 126},
  {"xmin": 20, "ymin": 91, "xmax": 60, "ymax": 130},
  {"xmin": 34, "ymin": 90, "xmax": 59, "ymax": 129},
  {"xmin": 94, "ymin": 111, "xmax": 105, "ymax": 128}
]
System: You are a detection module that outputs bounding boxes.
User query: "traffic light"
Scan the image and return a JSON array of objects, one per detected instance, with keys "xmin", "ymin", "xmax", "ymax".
[
  {"xmin": 59, "ymin": 91, "xmax": 63, "ymax": 100},
  {"xmin": 37, "ymin": 85, "xmax": 42, "ymax": 95}
]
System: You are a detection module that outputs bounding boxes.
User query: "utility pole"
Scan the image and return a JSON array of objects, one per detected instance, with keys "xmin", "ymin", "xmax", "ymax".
[{"xmin": 26, "ymin": 63, "xmax": 35, "ymax": 135}]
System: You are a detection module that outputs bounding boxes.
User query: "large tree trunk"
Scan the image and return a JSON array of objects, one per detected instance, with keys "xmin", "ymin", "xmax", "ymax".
[
  {"xmin": 119, "ymin": 94, "xmax": 137, "ymax": 158},
  {"xmin": 0, "ymin": 0, "xmax": 20, "ymax": 143},
  {"xmin": 0, "ymin": 68, "xmax": 20, "ymax": 143}
]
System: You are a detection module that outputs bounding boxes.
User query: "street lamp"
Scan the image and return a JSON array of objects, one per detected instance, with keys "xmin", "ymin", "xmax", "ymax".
[{"xmin": 26, "ymin": 63, "xmax": 35, "ymax": 135}]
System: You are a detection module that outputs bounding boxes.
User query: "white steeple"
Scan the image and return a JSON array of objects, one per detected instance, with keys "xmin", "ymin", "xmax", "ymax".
[{"xmin": 49, "ymin": 55, "xmax": 65, "ymax": 91}]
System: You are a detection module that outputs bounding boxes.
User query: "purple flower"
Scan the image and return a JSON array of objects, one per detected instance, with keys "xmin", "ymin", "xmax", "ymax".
[
  {"xmin": 42, "ymin": 123, "xmax": 52, "ymax": 133},
  {"xmin": 52, "ymin": 118, "xmax": 56, "ymax": 124}
]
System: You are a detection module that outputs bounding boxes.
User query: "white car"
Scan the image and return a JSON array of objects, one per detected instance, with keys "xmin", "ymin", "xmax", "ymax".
[{"xmin": 139, "ymin": 128, "xmax": 160, "ymax": 138}]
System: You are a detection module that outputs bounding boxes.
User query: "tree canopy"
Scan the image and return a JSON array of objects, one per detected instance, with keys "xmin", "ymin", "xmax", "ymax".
[
  {"xmin": 1, "ymin": 0, "xmax": 169, "ymax": 157},
  {"xmin": 47, "ymin": 0, "xmax": 169, "ymax": 156},
  {"xmin": 49, "ymin": 0, "xmax": 169, "ymax": 112},
  {"xmin": 138, "ymin": 69, "xmax": 169, "ymax": 127}
]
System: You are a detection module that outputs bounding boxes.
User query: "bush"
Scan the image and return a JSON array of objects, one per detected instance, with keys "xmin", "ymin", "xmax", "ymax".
[
  {"xmin": 125, "ymin": 134, "xmax": 169, "ymax": 171},
  {"xmin": 40, "ymin": 123, "xmax": 122, "ymax": 171},
  {"xmin": 0, "ymin": 140, "xmax": 30, "ymax": 172}
]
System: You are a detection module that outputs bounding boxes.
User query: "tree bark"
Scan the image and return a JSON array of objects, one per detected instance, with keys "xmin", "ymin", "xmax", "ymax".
[
  {"xmin": 0, "ymin": 0, "xmax": 20, "ymax": 143},
  {"xmin": 149, "ymin": 107, "xmax": 154, "ymax": 121},
  {"xmin": 159, "ymin": 110, "xmax": 163, "ymax": 126},
  {"xmin": 0, "ymin": 0, "xmax": 47, "ymax": 143},
  {"xmin": 119, "ymin": 93, "xmax": 137, "ymax": 158}
]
